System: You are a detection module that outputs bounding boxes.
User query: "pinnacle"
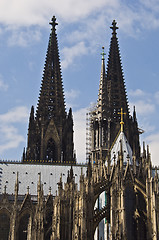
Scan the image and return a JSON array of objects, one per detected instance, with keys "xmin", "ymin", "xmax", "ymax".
[
  {"xmin": 106, "ymin": 20, "xmax": 129, "ymax": 121},
  {"xmin": 49, "ymin": 16, "xmax": 58, "ymax": 30},
  {"xmin": 101, "ymin": 46, "xmax": 106, "ymax": 60},
  {"xmin": 36, "ymin": 16, "xmax": 66, "ymax": 122},
  {"xmin": 110, "ymin": 20, "xmax": 119, "ymax": 36}
]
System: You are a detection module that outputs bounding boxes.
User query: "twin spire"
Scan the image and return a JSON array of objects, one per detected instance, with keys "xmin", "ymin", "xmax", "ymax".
[
  {"xmin": 36, "ymin": 16, "xmax": 66, "ymax": 123},
  {"xmin": 94, "ymin": 20, "xmax": 139, "ymax": 160},
  {"xmin": 23, "ymin": 16, "xmax": 75, "ymax": 163},
  {"xmin": 97, "ymin": 20, "xmax": 129, "ymax": 123},
  {"xmin": 23, "ymin": 17, "xmax": 139, "ymax": 163}
]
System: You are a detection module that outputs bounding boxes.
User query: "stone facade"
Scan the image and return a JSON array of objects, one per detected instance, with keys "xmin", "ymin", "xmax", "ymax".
[{"xmin": 0, "ymin": 17, "xmax": 159, "ymax": 240}]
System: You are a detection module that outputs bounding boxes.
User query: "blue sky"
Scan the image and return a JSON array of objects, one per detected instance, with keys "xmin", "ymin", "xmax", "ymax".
[{"xmin": 0, "ymin": 0, "xmax": 159, "ymax": 165}]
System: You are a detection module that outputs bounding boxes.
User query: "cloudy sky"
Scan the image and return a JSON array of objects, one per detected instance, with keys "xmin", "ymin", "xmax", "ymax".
[{"xmin": 0, "ymin": 0, "xmax": 159, "ymax": 165}]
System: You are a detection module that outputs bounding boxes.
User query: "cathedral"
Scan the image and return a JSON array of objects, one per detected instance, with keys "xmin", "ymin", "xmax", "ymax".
[{"xmin": 0, "ymin": 16, "xmax": 158, "ymax": 240}]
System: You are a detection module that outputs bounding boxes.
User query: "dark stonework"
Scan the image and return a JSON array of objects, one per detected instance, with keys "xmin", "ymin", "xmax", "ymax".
[
  {"xmin": 0, "ymin": 18, "xmax": 158, "ymax": 240},
  {"xmin": 22, "ymin": 16, "xmax": 75, "ymax": 164}
]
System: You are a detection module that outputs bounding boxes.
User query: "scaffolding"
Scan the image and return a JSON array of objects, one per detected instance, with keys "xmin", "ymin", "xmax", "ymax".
[{"xmin": 86, "ymin": 103, "xmax": 97, "ymax": 162}]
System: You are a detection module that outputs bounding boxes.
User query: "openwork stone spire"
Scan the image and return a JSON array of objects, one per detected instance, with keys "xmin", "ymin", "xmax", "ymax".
[
  {"xmin": 91, "ymin": 20, "xmax": 140, "ymax": 164},
  {"xmin": 106, "ymin": 20, "xmax": 129, "ymax": 122},
  {"xmin": 23, "ymin": 16, "xmax": 75, "ymax": 164},
  {"xmin": 36, "ymin": 16, "xmax": 66, "ymax": 123},
  {"xmin": 97, "ymin": 47, "xmax": 107, "ymax": 118}
]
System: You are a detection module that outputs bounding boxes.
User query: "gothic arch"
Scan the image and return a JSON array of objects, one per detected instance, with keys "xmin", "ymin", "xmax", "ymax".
[
  {"xmin": 45, "ymin": 138, "xmax": 57, "ymax": 162},
  {"xmin": 0, "ymin": 209, "xmax": 10, "ymax": 240},
  {"xmin": 124, "ymin": 184, "xmax": 136, "ymax": 239},
  {"xmin": 35, "ymin": 137, "xmax": 41, "ymax": 160},
  {"xmin": 44, "ymin": 119, "xmax": 61, "ymax": 162},
  {"xmin": 45, "ymin": 225, "xmax": 52, "ymax": 240},
  {"xmin": 44, "ymin": 207, "xmax": 53, "ymax": 240},
  {"xmin": 94, "ymin": 219, "xmax": 108, "ymax": 240},
  {"xmin": 17, "ymin": 210, "xmax": 31, "ymax": 240},
  {"xmin": 93, "ymin": 179, "xmax": 109, "ymax": 205},
  {"xmin": 136, "ymin": 189, "xmax": 147, "ymax": 239},
  {"xmin": 93, "ymin": 191, "xmax": 110, "ymax": 237}
]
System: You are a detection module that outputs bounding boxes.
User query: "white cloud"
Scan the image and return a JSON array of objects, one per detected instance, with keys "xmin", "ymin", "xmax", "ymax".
[
  {"xmin": 8, "ymin": 28, "xmax": 41, "ymax": 47},
  {"xmin": 145, "ymin": 133, "xmax": 159, "ymax": 166},
  {"xmin": 0, "ymin": 0, "xmax": 157, "ymax": 33},
  {"xmin": 65, "ymin": 89, "xmax": 80, "ymax": 100},
  {"xmin": 0, "ymin": 0, "xmax": 159, "ymax": 65},
  {"xmin": 0, "ymin": 75, "xmax": 8, "ymax": 91},
  {"xmin": 0, "ymin": 0, "xmax": 159, "ymax": 42},
  {"xmin": 129, "ymin": 89, "xmax": 146, "ymax": 97},
  {"xmin": 0, "ymin": 125, "xmax": 25, "ymax": 153},
  {"xmin": 0, "ymin": 106, "xmax": 29, "ymax": 123},
  {"xmin": 129, "ymin": 89, "xmax": 157, "ymax": 118},
  {"xmin": 0, "ymin": 106, "xmax": 29, "ymax": 155},
  {"xmin": 61, "ymin": 42, "xmax": 87, "ymax": 69},
  {"xmin": 130, "ymin": 100, "xmax": 155, "ymax": 116},
  {"xmin": 65, "ymin": 89, "xmax": 81, "ymax": 109},
  {"xmin": 154, "ymin": 91, "xmax": 159, "ymax": 104},
  {"xmin": 0, "ymin": 0, "xmax": 115, "ymax": 27},
  {"xmin": 73, "ymin": 107, "xmax": 87, "ymax": 163},
  {"xmin": 140, "ymin": 0, "xmax": 159, "ymax": 13}
]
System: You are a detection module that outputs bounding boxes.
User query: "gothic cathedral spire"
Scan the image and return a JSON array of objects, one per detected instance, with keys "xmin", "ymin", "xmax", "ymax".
[
  {"xmin": 91, "ymin": 20, "xmax": 140, "ymax": 164},
  {"xmin": 23, "ymin": 16, "xmax": 75, "ymax": 164},
  {"xmin": 36, "ymin": 16, "xmax": 66, "ymax": 122},
  {"xmin": 97, "ymin": 46, "xmax": 107, "ymax": 119},
  {"xmin": 106, "ymin": 20, "xmax": 129, "ymax": 121},
  {"xmin": 105, "ymin": 20, "xmax": 139, "ymax": 156}
]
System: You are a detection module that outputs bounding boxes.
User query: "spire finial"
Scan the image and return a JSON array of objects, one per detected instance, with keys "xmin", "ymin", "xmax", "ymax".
[
  {"xmin": 101, "ymin": 46, "xmax": 106, "ymax": 60},
  {"xmin": 113, "ymin": 154, "xmax": 116, "ymax": 164},
  {"xmin": 119, "ymin": 139, "xmax": 123, "ymax": 155},
  {"xmin": 49, "ymin": 186, "xmax": 51, "ymax": 195},
  {"xmin": 110, "ymin": 20, "xmax": 118, "ymax": 36},
  {"xmin": 37, "ymin": 172, "xmax": 41, "ymax": 193},
  {"xmin": 118, "ymin": 108, "xmax": 126, "ymax": 132},
  {"xmin": 15, "ymin": 172, "xmax": 19, "ymax": 194},
  {"xmin": 27, "ymin": 186, "xmax": 30, "ymax": 194},
  {"xmin": 4, "ymin": 185, "xmax": 7, "ymax": 194},
  {"xmin": 49, "ymin": 16, "xmax": 58, "ymax": 30},
  {"xmin": 133, "ymin": 105, "xmax": 137, "ymax": 121}
]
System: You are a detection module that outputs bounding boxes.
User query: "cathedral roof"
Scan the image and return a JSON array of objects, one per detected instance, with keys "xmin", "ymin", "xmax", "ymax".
[
  {"xmin": 0, "ymin": 163, "xmax": 86, "ymax": 196},
  {"xmin": 110, "ymin": 131, "xmax": 133, "ymax": 165}
]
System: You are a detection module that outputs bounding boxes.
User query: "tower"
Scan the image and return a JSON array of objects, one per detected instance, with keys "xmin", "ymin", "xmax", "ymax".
[
  {"xmin": 91, "ymin": 20, "xmax": 140, "ymax": 166},
  {"xmin": 23, "ymin": 16, "xmax": 75, "ymax": 164},
  {"xmin": 0, "ymin": 17, "xmax": 158, "ymax": 240},
  {"xmin": 90, "ymin": 20, "xmax": 158, "ymax": 240}
]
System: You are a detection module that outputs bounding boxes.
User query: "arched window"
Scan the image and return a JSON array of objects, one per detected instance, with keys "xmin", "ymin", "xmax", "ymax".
[
  {"xmin": 18, "ymin": 213, "xmax": 30, "ymax": 240},
  {"xmin": 136, "ymin": 191, "xmax": 147, "ymax": 239},
  {"xmin": 35, "ymin": 138, "xmax": 41, "ymax": 160},
  {"xmin": 0, "ymin": 212, "xmax": 10, "ymax": 240},
  {"xmin": 46, "ymin": 138, "xmax": 56, "ymax": 162},
  {"xmin": 94, "ymin": 191, "xmax": 110, "ymax": 239},
  {"xmin": 125, "ymin": 185, "xmax": 136, "ymax": 239},
  {"xmin": 44, "ymin": 209, "xmax": 53, "ymax": 240}
]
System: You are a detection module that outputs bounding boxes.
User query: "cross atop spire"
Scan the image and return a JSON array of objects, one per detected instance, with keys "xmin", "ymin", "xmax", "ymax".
[
  {"xmin": 110, "ymin": 20, "xmax": 118, "ymax": 36},
  {"xmin": 49, "ymin": 16, "xmax": 58, "ymax": 30},
  {"xmin": 101, "ymin": 46, "xmax": 106, "ymax": 60},
  {"xmin": 118, "ymin": 108, "xmax": 126, "ymax": 132}
]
